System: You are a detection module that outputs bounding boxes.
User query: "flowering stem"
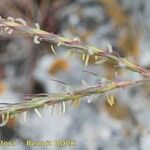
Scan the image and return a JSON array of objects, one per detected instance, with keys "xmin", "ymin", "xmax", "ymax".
[
  {"xmin": 0, "ymin": 17, "xmax": 150, "ymax": 77},
  {"xmin": 0, "ymin": 16, "xmax": 150, "ymax": 126},
  {"xmin": 0, "ymin": 79, "xmax": 148, "ymax": 116}
]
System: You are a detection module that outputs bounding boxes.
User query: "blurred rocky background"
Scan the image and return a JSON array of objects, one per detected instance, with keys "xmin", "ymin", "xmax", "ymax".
[{"xmin": 0, "ymin": 0, "xmax": 150, "ymax": 150}]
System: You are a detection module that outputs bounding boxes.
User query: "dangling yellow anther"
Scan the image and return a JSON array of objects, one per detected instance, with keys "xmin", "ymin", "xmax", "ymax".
[
  {"xmin": 106, "ymin": 95, "xmax": 115, "ymax": 106},
  {"xmin": 59, "ymin": 101, "xmax": 66, "ymax": 115},
  {"xmin": 72, "ymin": 99, "xmax": 81, "ymax": 108},
  {"xmin": 95, "ymin": 55, "xmax": 98, "ymax": 61},
  {"xmin": 57, "ymin": 42, "xmax": 62, "ymax": 46},
  {"xmin": 34, "ymin": 108, "xmax": 42, "ymax": 118},
  {"xmin": 85, "ymin": 54, "xmax": 90, "ymax": 66},
  {"xmin": 0, "ymin": 112, "xmax": 9, "ymax": 127},
  {"xmin": 50, "ymin": 45, "xmax": 57, "ymax": 54},
  {"xmin": 23, "ymin": 111, "xmax": 27, "ymax": 122},
  {"xmin": 82, "ymin": 53, "xmax": 86, "ymax": 61},
  {"xmin": 62, "ymin": 101, "xmax": 66, "ymax": 114}
]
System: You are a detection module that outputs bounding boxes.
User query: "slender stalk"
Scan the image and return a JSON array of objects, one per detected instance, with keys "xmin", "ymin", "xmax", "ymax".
[
  {"xmin": 0, "ymin": 17, "xmax": 149, "ymax": 77},
  {"xmin": 0, "ymin": 79, "xmax": 148, "ymax": 116}
]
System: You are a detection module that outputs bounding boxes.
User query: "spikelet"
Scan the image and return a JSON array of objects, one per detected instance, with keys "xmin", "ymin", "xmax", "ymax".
[
  {"xmin": 33, "ymin": 23, "xmax": 41, "ymax": 44},
  {"xmin": 59, "ymin": 101, "xmax": 66, "ymax": 115},
  {"xmin": 57, "ymin": 42, "xmax": 62, "ymax": 46},
  {"xmin": 23, "ymin": 111, "xmax": 27, "ymax": 122},
  {"xmin": 34, "ymin": 108, "xmax": 42, "ymax": 118},
  {"xmin": 82, "ymin": 53, "xmax": 86, "ymax": 61},
  {"xmin": 106, "ymin": 44, "xmax": 113, "ymax": 53},
  {"xmin": 0, "ymin": 112, "xmax": 9, "ymax": 127},
  {"xmin": 95, "ymin": 59, "xmax": 107, "ymax": 65},
  {"xmin": 33, "ymin": 35, "xmax": 41, "ymax": 44},
  {"xmin": 15, "ymin": 18, "xmax": 27, "ymax": 25},
  {"xmin": 62, "ymin": 101, "xmax": 66, "ymax": 114},
  {"xmin": 7, "ymin": 16, "xmax": 14, "ymax": 22},
  {"xmin": 71, "ymin": 99, "xmax": 81, "ymax": 108},
  {"xmin": 88, "ymin": 48, "xmax": 94, "ymax": 55},
  {"xmin": 95, "ymin": 55, "xmax": 98, "ymax": 61},
  {"xmin": 106, "ymin": 95, "xmax": 115, "ymax": 106},
  {"xmin": 35, "ymin": 23, "xmax": 40, "ymax": 29},
  {"xmin": 85, "ymin": 54, "xmax": 90, "ymax": 66},
  {"xmin": 50, "ymin": 45, "xmax": 57, "ymax": 54},
  {"xmin": 4, "ymin": 27, "xmax": 14, "ymax": 34},
  {"xmin": 5, "ymin": 17, "xmax": 14, "ymax": 34},
  {"xmin": 73, "ymin": 37, "xmax": 80, "ymax": 42}
]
